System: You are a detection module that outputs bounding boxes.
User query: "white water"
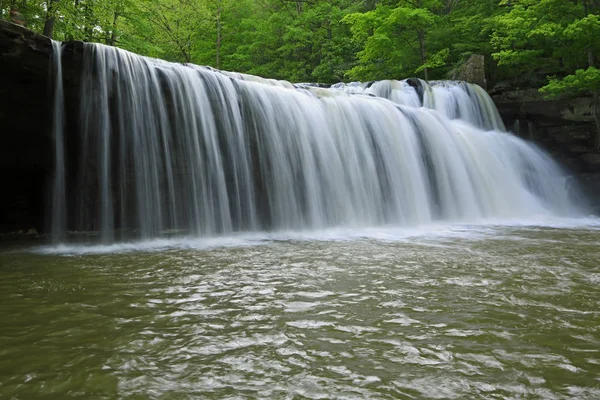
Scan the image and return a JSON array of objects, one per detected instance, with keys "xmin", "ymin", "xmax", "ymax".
[
  {"xmin": 34, "ymin": 217, "xmax": 600, "ymax": 255},
  {"xmin": 330, "ymin": 79, "xmax": 505, "ymax": 131},
  {"xmin": 50, "ymin": 40, "xmax": 66, "ymax": 241},
  {"xmin": 50, "ymin": 43, "xmax": 585, "ymax": 243}
]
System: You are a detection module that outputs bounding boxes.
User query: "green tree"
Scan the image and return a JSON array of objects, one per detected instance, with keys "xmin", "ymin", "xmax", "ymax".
[
  {"xmin": 433, "ymin": 0, "xmax": 503, "ymax": 83},
  {"xmin": 191, "ymin": 0, "xmax": 254, "ymax": 70},
  {"xmin": 137, "ymin": 0, "xmax": 210, "ymax": 62},
  {"xmin": 225, "ymin": 0, "xmax": 360, "ymax": 83},
  {"xmin": 492, "ymin": 0, "xmax": 600, "ymax": 148},
  {"xmin": 343, "ymin": 0, "xmax": 446, "ymax": 81}
]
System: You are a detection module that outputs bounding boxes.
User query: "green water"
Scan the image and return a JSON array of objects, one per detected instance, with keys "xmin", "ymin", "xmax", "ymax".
[{"xmin": 1, "ymin": 224, "xmax": 599, "ymax": 399}]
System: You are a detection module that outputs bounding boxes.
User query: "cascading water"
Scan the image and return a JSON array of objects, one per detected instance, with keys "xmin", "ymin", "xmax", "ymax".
[
  {"xmin": 50, "ymin": 43, "xmax": 583, "ymax": 243},
  {"xmin": 50, "ymin": 40, "xmax": 66, "ymax": 241},
  {"xmin": 330, "ymin": 79, "xmax": 505, "ymax": 131}
]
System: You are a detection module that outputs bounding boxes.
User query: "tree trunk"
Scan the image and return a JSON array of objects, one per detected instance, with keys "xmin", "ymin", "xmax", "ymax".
[
  {"xmin": 43, "ymin": 0, "xmax": 55, "ymax": 38},
  {"xmin": 108, "ymin": 11, "xmax": 119, "ymax": 46},
  {"xmin": 418, "ymin": 29, "xmax": 428, "ymax": 81},
  {"xmin": 181, "ymin": 45, "xmax": 190, "ymax": 63},
  {"xmin": 43, "ymin": 16, "xmax": 55, "ymax": 37},
  {"xmin": 215, "ymin": 0, "xmax": 221, "ymax": 69},
  {"xmin": 416, "ymin": 0, "xmax": 428, "ymax": 81}
]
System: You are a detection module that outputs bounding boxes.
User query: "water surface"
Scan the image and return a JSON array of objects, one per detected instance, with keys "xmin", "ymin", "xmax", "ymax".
[{"xmin": 1, "ymin": 222, "xmax": 599, "ymax": 398}]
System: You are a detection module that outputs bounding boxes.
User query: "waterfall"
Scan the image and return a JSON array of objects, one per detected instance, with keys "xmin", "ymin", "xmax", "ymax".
[
  {"xmin": 50, "ymin": 43, "xmax": 582, "ymax": 242},
  {"xmin": 330, "ymin": 79, "xmax": 505, "ymax": 131},
  {"xmin": 50, "ymin": 40, "xmax": 66, "ymax": 242}
]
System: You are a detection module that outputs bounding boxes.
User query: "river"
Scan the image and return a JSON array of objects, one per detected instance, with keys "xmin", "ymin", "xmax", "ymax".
[{"xmin": 1, "ymin": 220, "xmax": 599, "ymax": 398}]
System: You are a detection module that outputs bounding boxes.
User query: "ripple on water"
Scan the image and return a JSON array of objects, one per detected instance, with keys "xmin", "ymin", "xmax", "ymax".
[{"xmin": 1, "ymin": 221, "xmax": 600, "ymax": 398}]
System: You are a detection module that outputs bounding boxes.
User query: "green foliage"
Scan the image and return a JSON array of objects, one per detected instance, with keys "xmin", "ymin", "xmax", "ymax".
[
  {"xmin": 542, "ymin": 67, "xmax": 600, "ymax": 97},
  {"xmin": 416, "ymin": 48, "xmax": 449, "ymax": 74},
  {"xmin": 489, "ymin": 0, "xmax": 600, "ymax": 145},
  {"xmin": 1, "ymin": 0, "xmax": 597, "ymax": 93},
  {"xmin": 343, "ymin": 2, "xmax": 442, "ymax": 80},
  {"xmin": 228, "ymin": 0, "xmax": 362, "ymax": 83},
  {"xmin": 343, "ymin": 0, "xmax": 507, "ymax": 81},
  {"xmin": 490, "ymin": 0, "xmax": 598, "ymax": 86}
]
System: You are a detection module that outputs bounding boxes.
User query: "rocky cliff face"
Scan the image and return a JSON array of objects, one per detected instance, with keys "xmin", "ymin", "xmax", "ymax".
[
  {"xmin": 0, "ymin": 21, "xmax": 83, "ymax": 235},
  {"xmin": 0, "ymin": 21, "xmax": 53, "ymax": 234},
  {"xmin": 492, "ymin": 88, "xmax": 600, "ymax": 213}
]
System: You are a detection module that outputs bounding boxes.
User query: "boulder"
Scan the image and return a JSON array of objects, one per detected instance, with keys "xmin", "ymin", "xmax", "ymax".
[{"xmin": 448, "ymin": 54, "xmax": 486, "ymax": 89}]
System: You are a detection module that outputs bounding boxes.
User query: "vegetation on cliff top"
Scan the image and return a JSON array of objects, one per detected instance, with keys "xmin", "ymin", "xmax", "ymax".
[
  {"xmin": 2, "ymin": 0, "xmax": 600, "ymax": 146},
  {"xmin": 0, "ymin": 1, "xmax": 595, "ymax": 85}
]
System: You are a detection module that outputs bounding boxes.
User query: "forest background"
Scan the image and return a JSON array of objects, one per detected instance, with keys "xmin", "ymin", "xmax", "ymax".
[{"xmin": 2, "ymin": 0, "xmax": 600, "ymax": 103}]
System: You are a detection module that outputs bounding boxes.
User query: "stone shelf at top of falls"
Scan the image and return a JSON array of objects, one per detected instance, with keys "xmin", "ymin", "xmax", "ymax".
[
  {"xmin": 326, "ymin": 79, "xmax": 506, "ymax": 132},
  {"xmin": 211, "ymin": 72, "xmax": 506, "ymax": 132},
  {"xmin": 175, "ymin": 60, "xmax": 507, "ymax": 132},
  {"xmin": 0, "ymin": 21, "xmax": 588, "ymax": 241}
]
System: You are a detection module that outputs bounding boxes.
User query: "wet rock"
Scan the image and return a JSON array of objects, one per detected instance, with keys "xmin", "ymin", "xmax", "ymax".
[
  {"xmin": 448, "ymin": 54, "xmax": 486, "ymax": 89},
  {"xmin": 554, "ymin": 132, "xmax": 578, "ymax": 145},
  {"xmin": 582, "ymin": 153, "xmax": 600, "ymax": 170},
  {"xmin": 568, "ymin": 145, "xmax": 589, "ymax": 154},
  {"xmin": 492, "ymin": 83, "xmax": 600, "ymax": 212},
  {"xmin": 0, "ymin": 20, "xmax": 83, "ymax": 234},
  {"xmin": 575, "ymin": 173, "xmax": 600, "ymax": 213},
  {"xmin": 492, "ymin": 87, "xmax": 598, "ymax": 169}
]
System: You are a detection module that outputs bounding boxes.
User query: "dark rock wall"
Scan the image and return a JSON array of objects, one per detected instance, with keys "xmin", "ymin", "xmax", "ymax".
[
  {"xmin": 0, "ymin": 21, "xmax": 83, "ymax": 234},
  {"xmin": 492, "ymin": 89, "xmax": 600, "ymax": 213},
  {"xmin": 0, "ymin": 21, "xmax": 54, "ymax": 233}
]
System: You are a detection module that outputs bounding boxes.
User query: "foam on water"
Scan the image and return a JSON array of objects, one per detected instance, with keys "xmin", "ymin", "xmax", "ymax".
[{"xmin": 33, "ymin": 216, "xmax": 600, "ymax": 256}]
